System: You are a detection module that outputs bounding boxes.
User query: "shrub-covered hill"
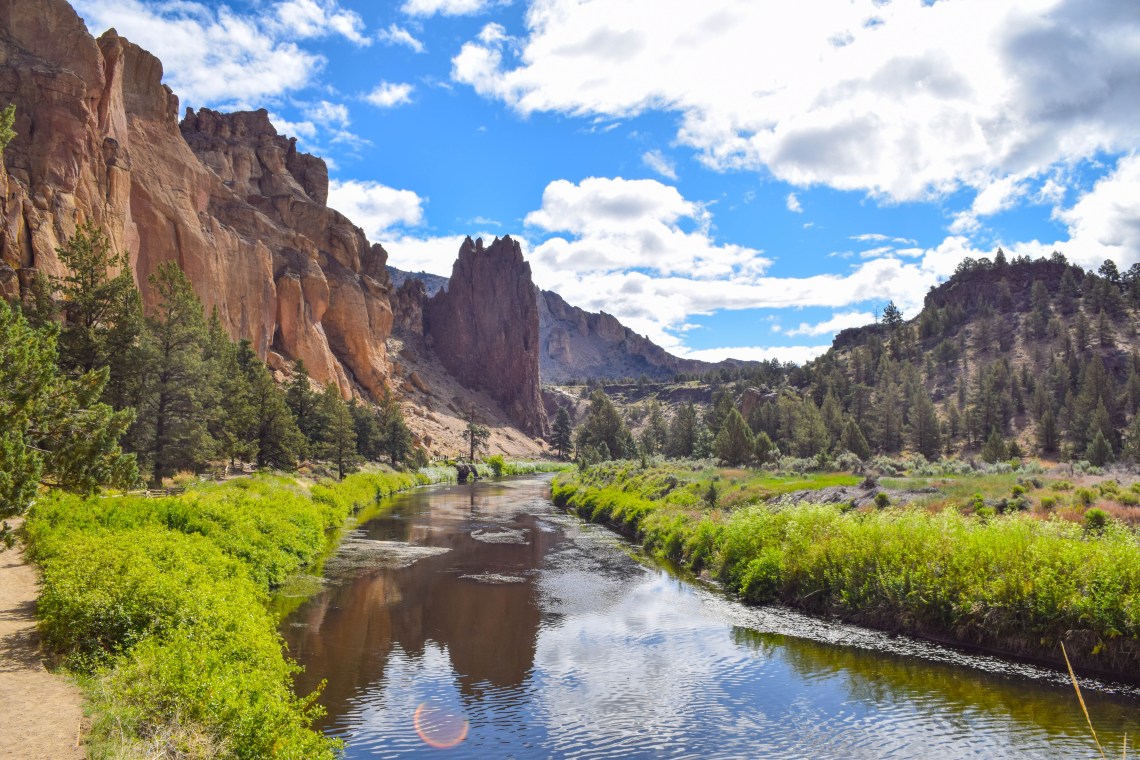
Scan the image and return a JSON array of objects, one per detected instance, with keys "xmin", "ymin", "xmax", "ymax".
[{"xmin": 580, "ymin": 251, "xmax": 1140, "ymax": 469}]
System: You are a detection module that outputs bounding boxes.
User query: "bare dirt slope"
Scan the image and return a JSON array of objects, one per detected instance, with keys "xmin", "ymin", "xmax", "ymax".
[{"xmin": 0, "ymin": 526, "xmax": 85, "ymax": 760}]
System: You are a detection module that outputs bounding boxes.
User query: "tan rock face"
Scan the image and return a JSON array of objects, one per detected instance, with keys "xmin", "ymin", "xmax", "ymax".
[
  {"xmin": 424, "ymin": 236, "xmax": 548, "ymax": 437},
  {"xmin": 0, "ymin": 0, "xmax": 393, "ymax": 401}
]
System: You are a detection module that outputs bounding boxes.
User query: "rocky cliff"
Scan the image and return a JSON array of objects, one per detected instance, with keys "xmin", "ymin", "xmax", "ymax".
[
  {"xmin": 538, "ymin": 289, "xmax": 727, "ymax": 382},
  {"xmin": 0, "ymin": 0, "xmax": 392, "ymax": 399},
  {"xmin": 423, "ymin": 236, "xmax": 547, "ymax": 436}
]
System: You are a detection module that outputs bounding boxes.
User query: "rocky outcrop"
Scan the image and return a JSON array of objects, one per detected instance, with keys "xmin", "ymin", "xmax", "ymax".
[
  {"xmin": 0, "ymin": 0, "xmax": 392, "ymax": 399},
  {"xmin": 424, "ymin": 236, "xmax": 547, "ymax": 437},
  {"xmin": 538, "ymin": 289, "xmax": 724, "ymax": 382}
]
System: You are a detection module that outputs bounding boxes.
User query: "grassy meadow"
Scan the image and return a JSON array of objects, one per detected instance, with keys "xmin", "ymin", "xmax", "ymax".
[{"xmin": 552, "ymin": 460, "xmax": 1140, "ymax": 680}]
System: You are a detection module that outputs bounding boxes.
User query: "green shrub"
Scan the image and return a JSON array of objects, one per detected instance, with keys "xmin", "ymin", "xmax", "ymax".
[
  {"xmin": 1010, "ymin": 484, "xmax": 1026, "ymax": 497},
  {"xmin": 486, "ymin": 454, "xmax": 506, "ymax": 477},
  {"xmin": 874, "ymin": 492, "xmax": 890, "ymax": 509},
  {"xmin": 1075, "ymin": 487, "xmax": 1097, "ymax": 506},
  {"xmin": 1054, "ymin": 480, "xmax": 1074, "ymax": 491},
  {"xmin": 25, "ymin": 472, "xmax": 433, "ymax": 759},
  {"xmin": 1039, "ymin": 495, "xmax": 1057, "ymax": 510},
  {"xmin": 1084, "ymin": 507, "xmax": 1110, "ymax": 534},
  {"xmin": 974, "ymin": 505, "xmax": 996, "ymax": 521}
]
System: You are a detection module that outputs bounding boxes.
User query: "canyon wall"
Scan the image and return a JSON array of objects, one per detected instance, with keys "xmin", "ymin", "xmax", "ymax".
[{"xmin": 0, "ymin": 0, "xmax": 391, "ymax": 399}]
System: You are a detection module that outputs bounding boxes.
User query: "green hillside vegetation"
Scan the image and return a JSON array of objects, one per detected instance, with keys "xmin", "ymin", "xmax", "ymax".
[{"xmin": 557, "ymin": 251, "xmax": 1140, "ymax": 472}]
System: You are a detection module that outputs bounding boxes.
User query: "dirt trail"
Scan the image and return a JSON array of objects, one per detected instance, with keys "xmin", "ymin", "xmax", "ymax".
[{"xmin": 0, "ymin": 524, "xmax": 85, "ymax": 759}]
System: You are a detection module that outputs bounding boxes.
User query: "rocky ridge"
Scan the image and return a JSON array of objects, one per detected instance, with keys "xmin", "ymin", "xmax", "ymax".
[{"xmin": 0, "ymin": 0, "xmax": 559, "ymax": 457}]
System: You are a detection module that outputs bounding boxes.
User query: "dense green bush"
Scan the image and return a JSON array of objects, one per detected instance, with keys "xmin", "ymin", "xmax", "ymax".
[{"xmin": 26, "ymin": 471, "xmax": 437, "ymax": 759}]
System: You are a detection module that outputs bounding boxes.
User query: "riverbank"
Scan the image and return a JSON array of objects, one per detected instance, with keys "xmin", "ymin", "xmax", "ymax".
[
  {"xmin": 21, "ymin": 468, "xmax": 451, "ymax": 759},
  {"xmin": 551, "ymin": 461, "xmax": 1140, "ymax": 682}
]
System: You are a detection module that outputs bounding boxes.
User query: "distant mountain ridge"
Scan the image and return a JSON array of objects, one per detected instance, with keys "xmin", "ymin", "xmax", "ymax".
[{"xmin": 389, "ymin": 265, "xmax": 752, "ymax": 384}]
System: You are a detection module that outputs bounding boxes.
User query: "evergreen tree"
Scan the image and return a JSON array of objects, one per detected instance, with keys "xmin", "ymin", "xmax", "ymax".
[
  {"xmin": 0, "ymin": 301, "xmax": 137, "ymax": 521},
  {"xmin": 350, "ymin": 400, "xmax": 384, "ymax": 461},
  {"xmin": 841, "ymin": 418, "xmax": 871, "ymax": 460},
  {"xmin": 202, "ymin": 310, "xmax": 256, "ymax": 466},
  {"xmin": 575, "ymin": 389, "xmax": 632, "ymax": 460},
  {"xmin": 981, "ymin": 428, "xmax": 1007, "ymax": 463},
  {"xmin": 285, "ymin": 360, "xmax": 323, "ymax": 457},
  {"xmin": 380, "ymin": 401, "xmax": 414, "ymax": 465},
  {"xmin": 133, "ymin": 263, "xmax": 213, "ymax": 485},
  {"xmin": 52, "ymin": 221, "xmax": 144, "ymax": 408},
  {"xmin": 462, "ymin": 414, "xmax": 491, "ymax": 461},
  {"xmin": 317, "ymin": 385, "xmax": 359, "ymax": 479},
  {"xmin": 714, "ymin": 408, "xmax": 754, "ymax": 466},
  {"xmin": 552, "ymin": 406, "xmax": 573, "ymax": 459},
  {"xmin": 1086, "ymin": 430, "xmax": 1113, "ymax": 467},
  {"xmin": 0, "ymin": 103, "xmax": 15, "ymax": 151},
  {"xmin": 909, "ymin": 388, "xmax": 941, "ymax": 460},
  {"xmin": 753, "ymin": 430, "xmax": 776, "ymax": 464},
  {"xmin": 237, "ymin": 340, "xmax": 303, "ymax": 470},
  {"xmin": 881, "ymin": 301, "xmax": 903, "ymax": 329},
  {"xmin": 667, "ymin": 402, "xmax": 699, "ymax": 458},
  {"xmin": 1037, "ymin": 408, "xmax": 1058, "ymax": 454}
]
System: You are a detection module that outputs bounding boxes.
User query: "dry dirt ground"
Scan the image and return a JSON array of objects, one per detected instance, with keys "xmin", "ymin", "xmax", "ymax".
[{"xmin": 0, "ymin": 524, "xmax": 85, "ymax": 759}]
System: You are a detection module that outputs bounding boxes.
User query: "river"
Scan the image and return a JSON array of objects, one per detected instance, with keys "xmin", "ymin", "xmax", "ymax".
[{"xmin": 282, "ymin": 475, "xmax": 1140, "ymax": 758}]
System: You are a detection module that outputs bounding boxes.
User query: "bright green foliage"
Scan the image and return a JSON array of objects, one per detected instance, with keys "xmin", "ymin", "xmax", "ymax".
[
  {"xmin": 0, "ymin": 301, "xmax": 136, "ymax": 519},
  {"xmin": 553, "ymin": 462, "xmax": 1140, "ymax": 676},
  {"xmin": 713, "ymin": 408, "xmax": 754, "ymax": 465},
  {"xmin": 552, "ymin": 406, "xmax": 573, "ymax": 459},
  {"xmin": 1086, "ymin": 430, "xmax": 1114, "ymax": 467},
  {"xmin": 25, "ymin": 471, "xmax": 434, "ymax": 758}
]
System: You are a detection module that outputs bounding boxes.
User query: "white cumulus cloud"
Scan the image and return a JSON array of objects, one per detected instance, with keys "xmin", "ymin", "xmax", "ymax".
[
  {"xmin": 402, "ymin": 0, "xmax": 505, "ymax": 17},
  {"xmin": 786, "ymin": 192, "xmax": 803, "ymax": 213},
  {"xmin": 451, "ymin": 0, "xmax": 1140, "ymax": 214},
  {"xmin": 327, "ymin": 180, "xmax": 425, "ymax": 241},
  {"xmin": 365, "ymin": 82, "xmax": 415, "ymax": 108},
  {"xmin": 785, "ymin": 311, "xmax": 876, "ymax": 337},
  {"xmin": 274, "ymin": 0, "xmax": 369, "ymax": 45}
]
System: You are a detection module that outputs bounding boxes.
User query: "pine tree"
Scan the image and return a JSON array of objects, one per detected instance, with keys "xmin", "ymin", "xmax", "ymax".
[
  {"xmin": 909, "ymin": 388, "xmax": 941, "ymax": 460},
  {"xmin": 379, "ymin": 400, "xmax": 414, "ymax": 465},
  {"xmin": 52, "ymin": 221, "xmax": 144, "ymax": 409},
  {"xmin": 1086, "ymin": 430, "xmax": 1113, "ymax": 467},
  {"xmin": 462, "ymin": 414, "xmax": 491, "ymax": 461},
  {"xmin": 1037, "ymin": 408, "xmax": 1058, "ymax": 454},
  {"xmin": 349, "ymin": 400, "xmax": 384, "ymax": 461},
  {"xmin": 0, "ymin": 300, "xmax": 137, "ymax": 520},
  {"xmin": 575, "ymin": 389, "xmax": 631, "ymax": 460},
  {"xmin": 981, "ymin": 428, "xmax": 1007, "ymax": 463},
  {"xmin": 753, "ymin": 430, "xmax": 776, "ymax": 464},
  {"xmin": 881, "ymin": 301, "xmax": 903, "ymax": 329},
  {"xmin": 318, "ymin": 385, "xmax": 358, "ymax": 479},
  {"xmin": 202, "ymin": 310, "xmax": 256, "ymax": 466},
  {"xmin": 237, "ymin": 340, "xmax": 303, "ymax": 470},
  {"xmin": 714, "ymin": 408, "xmax": 754, "ymax": 466},
  {"xmin": 840, "ymin": 418, "xmax": 871, "ymax": 460},
  {"xmin": 552, "ymin": 406, "xmax": 573, "ymax": 459},
  {"xmin": 285, "ymin": 360, "xmax": 323, "ymax": 457},
  {"xmin": 133, "ymin": 263, "xmax": 213, "ymax": 485}
]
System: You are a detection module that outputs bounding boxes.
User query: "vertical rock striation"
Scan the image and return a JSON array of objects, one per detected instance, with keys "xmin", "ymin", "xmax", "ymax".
[{"xmin": 424, "ymin": 236, "xmax": 547, "ymax": 437}]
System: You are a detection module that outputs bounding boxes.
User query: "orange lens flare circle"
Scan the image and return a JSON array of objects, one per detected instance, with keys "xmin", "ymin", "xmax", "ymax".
[{"xmin": 414, "ymin": 702, "xmax": 469, "ymax": 749}]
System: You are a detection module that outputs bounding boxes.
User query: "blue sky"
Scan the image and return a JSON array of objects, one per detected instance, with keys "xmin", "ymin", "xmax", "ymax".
[{"xmin": 73, "ymin": 0, "xmax": 1140, "ymax": 363}]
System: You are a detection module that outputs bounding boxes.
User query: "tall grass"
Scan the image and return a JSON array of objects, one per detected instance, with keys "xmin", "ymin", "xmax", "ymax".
[
  {"xmin": 25, "ymin": 470, "xmax": 435, "ymax": 760},
  {"xmin": 552, "ymin": 462, "xmax": 1140, "ymax": 678}
]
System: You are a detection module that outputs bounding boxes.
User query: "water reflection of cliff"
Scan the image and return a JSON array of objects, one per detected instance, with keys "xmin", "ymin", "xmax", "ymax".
[{"xmin": 285, "ymin": 482, "xmax": 558, "ymax": 724}]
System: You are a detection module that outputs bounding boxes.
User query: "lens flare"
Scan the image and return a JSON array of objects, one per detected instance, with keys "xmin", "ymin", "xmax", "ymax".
[{"xmin": 414, "ymin": 701, "xmax": 469, "ymax": 749}]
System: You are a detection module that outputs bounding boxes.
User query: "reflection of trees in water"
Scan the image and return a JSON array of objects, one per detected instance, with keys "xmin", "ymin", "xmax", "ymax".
[
  {"xmin": 730, "ymin": 627, "xmax": 1139, "ymax": 744},
  {"xmin": 285, "ymin": 483, "xmax": 557, "ymax": 726}
]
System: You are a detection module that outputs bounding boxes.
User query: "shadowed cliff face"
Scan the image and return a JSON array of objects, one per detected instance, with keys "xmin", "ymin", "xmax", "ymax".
[
  {"xmin": 424, "ymin": 236, "xmax": 548, "ymax": 437},
  {"xmin": 538, "ymin": 289, "xmax": 723, "ymax": 383},
  {"xmin": 0, "ymin": 0, "xmax": 392, "ymax": 399}
]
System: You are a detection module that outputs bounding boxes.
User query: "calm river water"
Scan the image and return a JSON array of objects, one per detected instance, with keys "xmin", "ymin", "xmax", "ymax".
[{"xmin": 282, "ymin": 475, "xmax": 1140, "ymax": 758}]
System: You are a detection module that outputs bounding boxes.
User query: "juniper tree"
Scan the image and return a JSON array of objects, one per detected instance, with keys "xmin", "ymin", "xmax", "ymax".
[
  {"xmin": 714, "ymin": 408, "xmax": 754, "ymax": 466},
  {"xmin": 0, "ymin": 300, "xmax": 137, "ymax": 522},
  {"xmin": 552, "ymin": 406, "xmax": 573, "ymax": 459}
]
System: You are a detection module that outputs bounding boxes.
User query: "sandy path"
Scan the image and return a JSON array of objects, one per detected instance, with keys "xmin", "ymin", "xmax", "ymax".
[{"xmin": 0, "ymin": 525, "xmax": 86, "ymax": 760}]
